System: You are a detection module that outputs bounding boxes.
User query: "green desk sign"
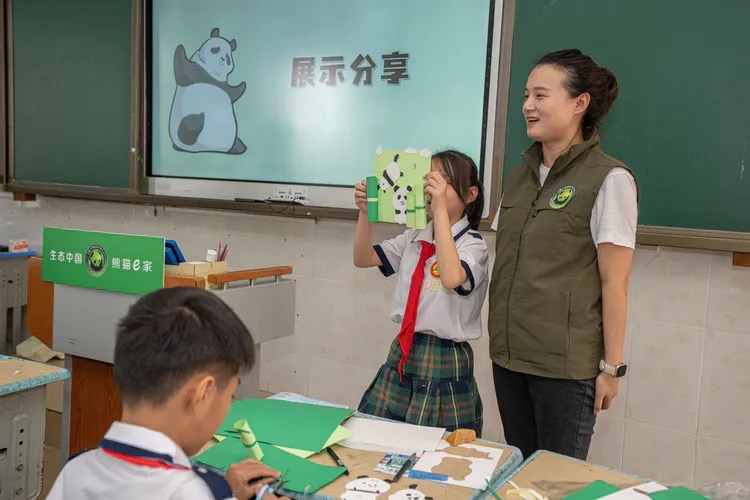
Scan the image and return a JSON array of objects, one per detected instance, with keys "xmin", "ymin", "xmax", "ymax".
[{"xmin": 42, "ymin": 228, "xmax": 165, "ymax": 295}]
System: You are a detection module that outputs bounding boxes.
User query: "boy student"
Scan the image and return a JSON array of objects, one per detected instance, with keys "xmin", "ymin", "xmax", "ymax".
[{"xmin": 48, "ymin": 287, "xmax": 289, "ymax": 500}]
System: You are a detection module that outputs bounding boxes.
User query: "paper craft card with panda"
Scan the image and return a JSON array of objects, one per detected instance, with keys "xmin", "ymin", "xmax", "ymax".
[{"xmin": 369, "ymin": 147, "xmax": 432, "ymax": 228}]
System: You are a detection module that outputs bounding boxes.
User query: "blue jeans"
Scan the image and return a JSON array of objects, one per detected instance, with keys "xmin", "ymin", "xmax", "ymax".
[{"xmin": 493, "ymin": 363, "xmax": 597, "ymax": 460}]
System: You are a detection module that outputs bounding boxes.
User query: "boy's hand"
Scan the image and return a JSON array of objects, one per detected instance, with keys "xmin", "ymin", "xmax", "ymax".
[
  {"xmin": 354, "ymin": 179, "xmax": 369, "ymax": 213},
  {"xmin": 424, "ymin": 171, "xmax": 449, "ymax": 213},
  {"xmin": 224, "ymin": 459, "xmax": 280, "ymax": 500}
]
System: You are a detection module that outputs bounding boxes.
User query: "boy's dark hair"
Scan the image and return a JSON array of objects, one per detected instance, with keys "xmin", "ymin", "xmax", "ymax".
[
  {"xmin": 114, "ymin": 287, "xmax": 255, "ymax": 406},
  {"xmin": 536, "ymin": 49, "xmax": 619, "ymax": 140},
  {"xmin": 432, "ymin": 150, "xmax": 485, "ymax": 230}
]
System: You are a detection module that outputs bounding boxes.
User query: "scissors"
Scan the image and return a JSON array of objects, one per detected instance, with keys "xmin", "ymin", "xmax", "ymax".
[{"xmin": 255, "ymin": 470, "xmax": 289, "ymax": 499}]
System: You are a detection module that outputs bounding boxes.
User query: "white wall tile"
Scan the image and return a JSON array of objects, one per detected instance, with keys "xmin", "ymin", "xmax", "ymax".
[
  {"xmin": 589, "ymin": 415, "xmax": 625, "ymax": 470},
  {"xmin": 307, "ymin": 358, "xmax": 359, "ymax": 408},
  {"xmin": 633, "ymin": 248, "xmax": 710, "ymax": 327},
  {"xmin": 626, "ymin": 320, "xmax": 703, "ymax": 432},
  {"xmin": 314, "ymin": 219, "xmax": 357, "ymax": 283},
  {"xmin": 695, "ymin": 436, "xmax": 750, "ymax": 486},
  {"xmin": 295, "ymin": 278, "xmax": 356, "ymax": 364},
  {"xmin": 698, "ymin": 330, "xmax": 750, "ymax": 445},
  {"xmin": 353, "ymin": 267, "xmax": 398, "ymax": 369},
  {"xmin": 623, "ymin": 421, "xmax": 696, "ymax": 486},
  {"xmin": 707, "ymin": 253, "xmax": 750, "ymax": 334},
  {"xmin": 259, "ymin": 346, "xmax": 310, "ymax": 396}
]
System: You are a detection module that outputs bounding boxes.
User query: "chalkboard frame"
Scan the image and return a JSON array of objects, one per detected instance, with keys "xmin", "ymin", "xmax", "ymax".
[
  {"xmin": 488, "ymin": 0, "xmax": 750, "ymax": 252},
  {"xmin": 3, "ymin": 0, "xmax": 142, "ymax": 194},
  {"xmin": 0, "ymin": 0, "xmax": 7, "ymax": 185}
]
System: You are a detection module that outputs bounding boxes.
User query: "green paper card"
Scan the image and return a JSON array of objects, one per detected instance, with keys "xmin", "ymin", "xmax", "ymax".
[
  {"xmin": 261, "ymin": 442, "xmax": 345, "ymax": 493},
  {"xmin": 216, "ymin": 399, "xmax": 354, "ymax": 453},
  {"xmin": 194, "ymin": 436, "xmax": 249, "ymax": 470},
  {"xmin": 649, "ymin": 487, "xmax": 709, "ymax": 499},
  {"xmin": 372, "ymin": 147, "xmax": 432, "ymax": 225},
  {"xmin": 194, "ymin": 437, "xmax": 345, "ymax": 494},
  {"xmin": 562, "ymin": 480, "xmax": 621, "ymax": 499}
]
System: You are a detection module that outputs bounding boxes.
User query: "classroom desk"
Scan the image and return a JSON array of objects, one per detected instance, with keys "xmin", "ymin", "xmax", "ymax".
[
  {"xmin": 496, "ymin": 450, "xmax": 645, "ymax": 499},
  {"xmin": 309, "ymin": 438, "xmax": 520, "ymax": 500},
  {"xmin": 200, "ymin": 406, "xmax": 523, "ymax": 500},
  {"xmin": 0, "ymin": 355, "xmax": 69, "ymax": 499}
]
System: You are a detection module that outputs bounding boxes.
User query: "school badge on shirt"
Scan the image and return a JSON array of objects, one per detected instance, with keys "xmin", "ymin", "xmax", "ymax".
[
  {"xmin": 426, "ymin": 261, "xmax": 441, "ymax": 292},
  {"xmin": 550, "ymin": 185, "xmax": 576, "ymax": 209}
]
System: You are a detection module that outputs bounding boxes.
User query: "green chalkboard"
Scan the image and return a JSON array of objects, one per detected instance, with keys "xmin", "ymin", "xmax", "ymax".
[
  {"xmin": 503, "ymin": 0, "xmax": 749, "ymax": 233},
  {"xmin": 11, "ymin": 0, "xmax": 132, "ymax": 189}
]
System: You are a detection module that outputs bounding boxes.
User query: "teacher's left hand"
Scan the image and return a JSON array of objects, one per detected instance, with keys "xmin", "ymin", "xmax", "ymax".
[{"xmin": 594, "ymin": 372, "xmax": 619, "ymax": 415}]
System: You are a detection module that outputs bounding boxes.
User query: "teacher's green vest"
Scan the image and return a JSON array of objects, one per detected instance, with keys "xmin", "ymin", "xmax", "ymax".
[{"xmin": 489, "ymin": 135, "xmax": 637, "ymax": 379}]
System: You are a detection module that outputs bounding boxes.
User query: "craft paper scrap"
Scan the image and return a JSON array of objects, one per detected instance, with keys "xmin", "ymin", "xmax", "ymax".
[{"xmin": 410, "ymin": 441, "xmax": 503, "ymax": 490}]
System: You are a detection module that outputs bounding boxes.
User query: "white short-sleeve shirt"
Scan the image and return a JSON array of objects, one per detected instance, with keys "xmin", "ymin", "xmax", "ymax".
[
  {"xmin": 374, "ymin": 216, "xmax": 489, "ymax": 342},
  {"xmin": 47, "ymin": 422, "xmax": 234, "ymax": 500},
  {"xmin": 491, "ymin": 166, "xmax": 638, "ymax": 248}
]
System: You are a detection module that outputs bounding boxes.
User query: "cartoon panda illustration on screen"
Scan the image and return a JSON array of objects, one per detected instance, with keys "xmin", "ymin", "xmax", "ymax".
[
  {"xmin": 169, "ymin": 28, "xmax": 246, "ymax": 154},
  {"xmin": 392, "ymin": 184, "xmax": 412, "ymax": 224},
  {"xmin": 379, "ymin": 154, "xmax": 404, "ymax": 192}
]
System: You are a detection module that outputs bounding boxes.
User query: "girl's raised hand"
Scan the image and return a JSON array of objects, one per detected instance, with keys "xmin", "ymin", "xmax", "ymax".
[
  {"xmin": 424, "ymin": 171, "xmax": 449, "ymax": 212},
  {"xmin": 354, "ymin": 179, "xmax": 368, "ymax": 213}
]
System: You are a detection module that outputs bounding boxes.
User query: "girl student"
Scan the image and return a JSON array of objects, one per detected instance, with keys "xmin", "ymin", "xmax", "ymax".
[{"xmin": 353, "ymin": 150, "xmax": 488, "ymax": 435}]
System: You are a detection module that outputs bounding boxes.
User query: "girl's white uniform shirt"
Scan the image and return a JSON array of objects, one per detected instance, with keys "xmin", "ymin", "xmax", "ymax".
[{"xmin": 374, "ymin": 216, "xmax": 489, "ymax": 342}]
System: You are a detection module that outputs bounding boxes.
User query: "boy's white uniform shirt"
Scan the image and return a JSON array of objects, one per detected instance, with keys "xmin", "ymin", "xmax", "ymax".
[{"xmin": 47, "ymin": 422, "xmax": 235, "ymax": 499}]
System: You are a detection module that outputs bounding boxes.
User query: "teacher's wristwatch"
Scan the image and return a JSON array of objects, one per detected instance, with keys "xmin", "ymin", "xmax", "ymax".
[{"xmin": 599, "ymin": 359, "xmax": 627, "ymax": 377}]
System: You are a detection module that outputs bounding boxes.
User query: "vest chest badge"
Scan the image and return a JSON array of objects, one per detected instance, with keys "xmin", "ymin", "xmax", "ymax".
[
  {"xmin": 429, "ymin": 262, "xmax": 440, "ymax": 278},
  {"xmin": 550, "ymin": 185, "xmax": 576, "ymax": 209}
]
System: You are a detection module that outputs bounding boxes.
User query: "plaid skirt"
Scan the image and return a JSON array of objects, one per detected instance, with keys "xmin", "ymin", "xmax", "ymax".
[{"xmin": 358, "ymin": 332, "xmax": 483, "ymax": 437}]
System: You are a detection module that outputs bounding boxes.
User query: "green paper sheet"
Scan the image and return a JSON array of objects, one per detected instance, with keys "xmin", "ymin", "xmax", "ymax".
[
  {"xmin": 649, "ymin": 487, "xmax": 709, "ymax": 500},
  {"xmin": 562, "ymin": 480, "xmax": 620, "ymax": 499},
  {"xmin": 274, "ymin": 425, "xmax": 353, "ymax": 459},
  {"xmin": 196, "ymin": 437, "xmax": 345, "ymax": 494},
  {"xmin": 261, "ymin": 442, "xmax": 346, "ymax": 494},
  {"xmin": 194, "ymin": 436, "xmax": 249, "ymax": 470},
  {"xmin": 216, "ymin": 399, "xmax": 354, "ymax": 452},
  {"xmin": 275, "ymin": 445, "xmax": 314, "ymax": 459}
]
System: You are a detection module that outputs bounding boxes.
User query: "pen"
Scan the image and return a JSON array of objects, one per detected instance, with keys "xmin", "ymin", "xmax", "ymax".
[
  {"xmin": 485, "ymin": 477, "xmax": 502, "ymax": 500},
  {"xmin": 326, "ymin": 447, "xmax": 348, "ymax": 475},
  {"xmin": 393, "ymin": 453, "xmax": 416, "ymax": 483}
]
